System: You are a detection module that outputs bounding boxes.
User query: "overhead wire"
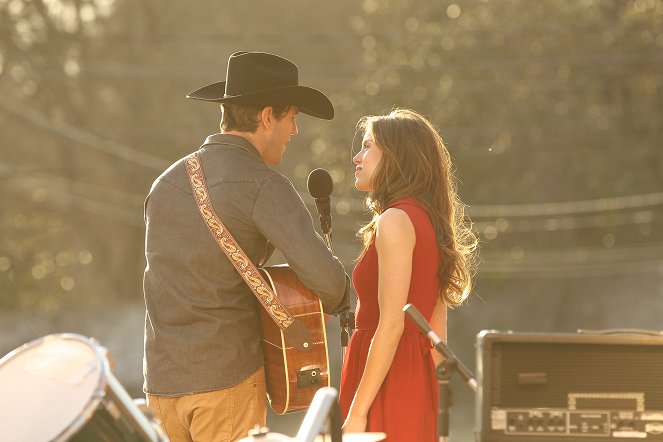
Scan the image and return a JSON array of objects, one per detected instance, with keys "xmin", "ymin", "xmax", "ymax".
[
  {"xmin": 478, "ymin": 241, "xmax": 663, "ymax": 279},
  {"xmin": 307, "ymin": 190, "xmax": 663, "ymax": 219},
  {"xmin": 0, "ymin": 94, "xmax": 170, "ymax": 171},
  {"xmin": 0, "ymin": 162, "xmax": 144, "ymax": 227},
  {"xmin": 468, "ymin": 192, "xmax": 663, "ymax": 218}
]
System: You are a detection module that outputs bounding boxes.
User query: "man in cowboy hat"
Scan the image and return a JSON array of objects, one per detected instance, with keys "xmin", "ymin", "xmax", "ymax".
[{"xmin": 142, "ymin": 51, "xmax": 349, "ymax": 441}]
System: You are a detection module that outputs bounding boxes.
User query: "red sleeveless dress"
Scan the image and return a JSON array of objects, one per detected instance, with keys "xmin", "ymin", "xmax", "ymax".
[{"xmin": 339, "ymin": 197, "xmax": 440, "ymax": 442}]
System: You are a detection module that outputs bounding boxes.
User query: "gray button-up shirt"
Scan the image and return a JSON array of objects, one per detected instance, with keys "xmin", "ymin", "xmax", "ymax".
[{"xmin": 143, "ymin": 133, "xmax": 348, "ymax": 396}]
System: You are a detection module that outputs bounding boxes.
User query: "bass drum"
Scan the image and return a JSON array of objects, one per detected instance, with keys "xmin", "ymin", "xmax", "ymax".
[{"xmin": 0, "ymin": 333, "xmax": 167, "ymax": 442}]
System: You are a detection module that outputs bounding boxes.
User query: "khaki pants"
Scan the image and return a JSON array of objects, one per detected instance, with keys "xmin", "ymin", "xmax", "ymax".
[{"xmin": 147, "ymin": 368, "xmax": 267, "ymax": 442}]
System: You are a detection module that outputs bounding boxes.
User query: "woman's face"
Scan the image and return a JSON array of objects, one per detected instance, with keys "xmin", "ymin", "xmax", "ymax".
[{"xmin": 353, "ymin": 126, "xmax": 383, "ymax": 192}]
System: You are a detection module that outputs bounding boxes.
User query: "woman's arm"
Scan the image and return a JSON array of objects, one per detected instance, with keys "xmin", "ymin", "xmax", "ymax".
[{"xmin": 343, "ymin": 208, "xmax": 415, "ymax": 433}]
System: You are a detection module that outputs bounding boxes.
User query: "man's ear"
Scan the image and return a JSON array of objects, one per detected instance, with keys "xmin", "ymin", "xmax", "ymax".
[{"xmin": 259, "ymin": 106, "xmax": 274, "ymax": 129}]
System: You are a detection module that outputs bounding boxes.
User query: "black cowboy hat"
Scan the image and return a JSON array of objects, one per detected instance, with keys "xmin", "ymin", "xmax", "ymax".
[{"xmin": 186, "ymin": 51, "xmax": 334, "ymax": 120}]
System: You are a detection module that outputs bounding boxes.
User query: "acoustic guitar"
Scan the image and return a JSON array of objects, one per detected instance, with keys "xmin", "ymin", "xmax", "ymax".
[{"xmin": 259, "ymin": 265, "xmax": 330, "ymax": 415}]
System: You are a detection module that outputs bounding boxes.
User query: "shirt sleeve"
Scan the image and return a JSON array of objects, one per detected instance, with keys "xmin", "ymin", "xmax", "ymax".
[{"xmin": 252, "ymin": 174, "xmax": 350, "ymax": 314}]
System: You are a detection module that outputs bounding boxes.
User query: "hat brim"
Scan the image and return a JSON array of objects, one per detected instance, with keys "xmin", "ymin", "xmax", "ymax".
[{"xmin": 186, "ymin": 81, "xmax": 334, "ymax": 120}]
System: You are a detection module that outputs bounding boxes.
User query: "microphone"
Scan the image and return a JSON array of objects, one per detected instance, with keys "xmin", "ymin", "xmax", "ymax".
[
  {"xmin": 307, "ymin": 168, "xmax": 333, "ymax": 236},
  {"xmin": 403, "ymin": 303, "xmax": 477, "ymax": 392}
]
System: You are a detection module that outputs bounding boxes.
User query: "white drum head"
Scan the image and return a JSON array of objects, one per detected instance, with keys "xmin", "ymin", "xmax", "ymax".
[{"xmin": 0, "ymin": 334, "xmax": 106, "ymax": 442}]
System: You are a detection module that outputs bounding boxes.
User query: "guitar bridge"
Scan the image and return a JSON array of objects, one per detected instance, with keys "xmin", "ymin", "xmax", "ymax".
[{"xmin": 297, "ymin": 366, "xmax": 321, "ymax": 388}]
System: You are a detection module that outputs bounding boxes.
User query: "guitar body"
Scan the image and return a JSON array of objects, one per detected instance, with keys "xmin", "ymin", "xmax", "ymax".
[{"xmin": 258, "ymin": 265, "xmax": 330, "ymax": 415}]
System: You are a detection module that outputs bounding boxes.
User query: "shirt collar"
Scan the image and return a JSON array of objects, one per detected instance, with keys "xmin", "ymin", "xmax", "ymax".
[{"xmin": 202, "ymin": 133, "xmax": 262, "ymax": 160}]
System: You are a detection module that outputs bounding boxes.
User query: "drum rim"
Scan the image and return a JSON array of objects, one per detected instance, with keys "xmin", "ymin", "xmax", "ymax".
[{"xmin": 0, "ymin": 333, "xmax": 110, "ymax": 442}]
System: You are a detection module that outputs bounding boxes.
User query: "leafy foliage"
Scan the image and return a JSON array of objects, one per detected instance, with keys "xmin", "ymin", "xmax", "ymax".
[{"xmin": 0, "ymin": 0, "xmax": 661, "ymax": 310}]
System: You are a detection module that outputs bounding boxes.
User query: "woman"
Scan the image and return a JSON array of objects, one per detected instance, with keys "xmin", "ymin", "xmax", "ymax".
[{"xmin": 339, "ymin": 109, "xmax": 479, "ymax": 441}]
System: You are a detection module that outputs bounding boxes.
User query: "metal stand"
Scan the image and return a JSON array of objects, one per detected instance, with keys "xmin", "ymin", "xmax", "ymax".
[
  {"xmin": 321, "ymin": 231, "xmax": 353, "ymax": 363},
  {"xmin": 339, "ymin": 309, "xmax": 354, "ymax": 361},
  {"xmin": 403, "ymin": 304, "xmax": 477, "ymax": 442},
  {"xmin": 435, "ymin": 356, "xmax": 462, "ymax": 442},
  {"xmin": 432, "ymin": 339, "xmax": 477, "ymax": 441}
]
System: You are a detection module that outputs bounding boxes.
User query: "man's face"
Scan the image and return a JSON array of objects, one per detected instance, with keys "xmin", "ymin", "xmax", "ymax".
[{"xmin": 262, "ymin": 106, "xmax": 299, "ymax": 165}]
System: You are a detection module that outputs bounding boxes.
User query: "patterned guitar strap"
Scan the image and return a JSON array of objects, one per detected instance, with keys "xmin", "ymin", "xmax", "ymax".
[{"xmin": 184, "ymin": 151, "xmax": 311, "ymax": 351}]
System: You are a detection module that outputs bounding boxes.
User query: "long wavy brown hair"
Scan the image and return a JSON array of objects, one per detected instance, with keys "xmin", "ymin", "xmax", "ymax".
[{"xmin": 355, "ymin": 109, "xmax": 479, "ymax": 307}]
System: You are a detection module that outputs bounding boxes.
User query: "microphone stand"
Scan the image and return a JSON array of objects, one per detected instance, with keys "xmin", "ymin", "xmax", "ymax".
[
  {"xmin": 339, "ymin": 308, "xmax": 353, "ymax": 362},
  {"xmin": 313, "ymin": 197, "xmax": 333, "ymax": 252},
  {"xmin": 403, "ymin": 304, "xmax": 477, "ymax": 442},
  {"xmin": 313, "ymin": 195, "xmax": 354, "ymax": 363}
]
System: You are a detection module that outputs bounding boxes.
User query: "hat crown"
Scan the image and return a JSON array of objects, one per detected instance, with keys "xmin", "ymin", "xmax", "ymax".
[
  {"xmin": 225, "ymin": 52, "xmax": 299, "ymax": 97},
  {"xmin": 185, "ymin": 50, "xmax": 334, "ymax": 120}
]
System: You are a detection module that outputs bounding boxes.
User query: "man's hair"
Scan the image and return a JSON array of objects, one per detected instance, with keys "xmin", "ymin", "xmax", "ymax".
[{"xmin": 220, "ymin": 103, "xmax": 291, "ymax": 132}]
